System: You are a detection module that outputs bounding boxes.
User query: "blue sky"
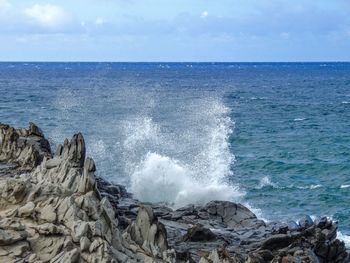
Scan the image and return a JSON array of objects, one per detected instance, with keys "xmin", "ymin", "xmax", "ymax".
[{"xmin": 0, "ymin": 0, "xmax": 350, "ymax": 61}]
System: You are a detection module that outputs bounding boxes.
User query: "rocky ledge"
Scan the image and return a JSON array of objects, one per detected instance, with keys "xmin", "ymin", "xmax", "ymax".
[{"xmin": 0, "ymin": 122, "xmax": 348, "ymax": 263}]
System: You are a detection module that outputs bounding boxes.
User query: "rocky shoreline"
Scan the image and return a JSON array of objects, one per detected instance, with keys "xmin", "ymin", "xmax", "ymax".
[{"xmin": 0, "ymin": 122, "xmax": 348, "ymax": 263}]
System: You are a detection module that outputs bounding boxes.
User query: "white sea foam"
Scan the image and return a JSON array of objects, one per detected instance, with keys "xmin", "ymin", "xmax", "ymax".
[
  {"xmin": 257, "ymin": 176, "xmax": 276, "ymax": 189},
  {"xmin": 310, "ymin": 184, "xmax": 322, "ymax": 189},
  {"xmin": 131, "ymin": 152, "xmax": 242, "ymax": 208},
  {"xmin": 297, "ymin": 184, "xmax": 322, "ymax": 190},
  {"xmin": 124, "ymin": 99, "xmax": 244, "ymax": 208},
  {"xmin": 255, "ymin": 179, "xmax": 322, "ymax": 191},
  {"xmin": 340, "ymin": 184, "xmax": 350, "ymax": 189},
  {"xmin": 337, "ymin": 232, "xmax": 350, "ymax": 248},
  {"xmin": 244, "ymin": 203, "xmax": 269, "ymax": 222},
  {"xmin": 294, "ymin": 118, "xmax": 306, "ymax": 121}
]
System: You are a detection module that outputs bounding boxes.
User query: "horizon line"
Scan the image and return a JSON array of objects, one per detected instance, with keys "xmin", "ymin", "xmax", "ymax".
[{"xmin": 1, "ymin": 60, "xmax": 350, "ymax": 63}]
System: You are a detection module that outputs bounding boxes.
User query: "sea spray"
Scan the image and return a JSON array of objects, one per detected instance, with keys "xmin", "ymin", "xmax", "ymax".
[
  {"xmin": 130, "ymin": 152, "xmax": 240, "ymax": 208},
  {"xmin": 124, "ymin": 99, "xmax": 244, "ymax": 208}
]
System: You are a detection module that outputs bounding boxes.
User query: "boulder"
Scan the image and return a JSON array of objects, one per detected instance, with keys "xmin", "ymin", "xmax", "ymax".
[{"xmin": 298, "ymin": 215, "xmax": 314, "ymax": 229}]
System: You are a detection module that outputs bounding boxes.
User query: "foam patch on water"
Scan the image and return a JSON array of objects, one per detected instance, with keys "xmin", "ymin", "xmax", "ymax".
[
  {"xmin": 340, "ymin": 184, "xmax": 350, "ymax": 189},
  {"xmin": 257, "ymin": 176, "xmax": 277, "ymax": 189}
]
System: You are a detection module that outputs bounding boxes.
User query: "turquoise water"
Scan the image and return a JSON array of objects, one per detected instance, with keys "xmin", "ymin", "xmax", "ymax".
[{"xmin": 0, "ymin": 62, "xmax": 349, "ymax": 240}]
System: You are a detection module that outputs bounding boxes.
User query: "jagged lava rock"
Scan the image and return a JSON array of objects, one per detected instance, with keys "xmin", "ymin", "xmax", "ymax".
[
  {"xmin": 0, "ymin": 123, "xmax": 175, "ymax": 262},
  {"xmin": 0, "ymin": 122, "xmax": 349, "ymax": 263},
  {"xmin": 0, "ymin": 122, "xmax": 51, "ymax": 172}
]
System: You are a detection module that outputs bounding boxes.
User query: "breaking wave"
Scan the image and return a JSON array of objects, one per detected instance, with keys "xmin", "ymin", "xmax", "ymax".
[{"xmin": 123, "ymin": 99, "xmax": 244, "ymax": 208}]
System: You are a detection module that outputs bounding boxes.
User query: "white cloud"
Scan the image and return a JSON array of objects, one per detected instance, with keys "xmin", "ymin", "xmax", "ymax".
[
  {"xmin": 24, "ymin": 4, "xmax": 71, "ymax": 28},
  {"xmin": 200, "ymin": 11, "xmax": 208, "ymax": 19},
  {"xmin": 95, "ymin": 17, "xmax": 105, "ymax": 25},
  {"xmin": 0, "ymin": 0, "xmax": 11, "ymax": 12}
]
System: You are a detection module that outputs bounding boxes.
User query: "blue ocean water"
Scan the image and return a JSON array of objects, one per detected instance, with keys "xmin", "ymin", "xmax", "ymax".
[{"xmin": 1, "ymin": 62, "xmax": 349, "ymax": 241}]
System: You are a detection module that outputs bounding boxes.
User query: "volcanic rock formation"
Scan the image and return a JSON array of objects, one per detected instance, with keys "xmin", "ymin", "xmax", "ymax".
[{"xmin": 0, "ymin": 122, "xmax": 348, "ymax": 263}]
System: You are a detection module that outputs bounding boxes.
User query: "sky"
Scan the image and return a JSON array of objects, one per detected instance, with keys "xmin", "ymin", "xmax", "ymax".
[{"xmin": 0, "ymin": 0, "xmax": 350, "ymax": 61}]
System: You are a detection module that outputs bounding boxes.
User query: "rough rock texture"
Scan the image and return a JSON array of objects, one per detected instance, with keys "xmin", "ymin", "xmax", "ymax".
[
  {"xmin": 0, "ymin": 123, "xmax": 349, "ymax": 263},
  {"xmin": 0, "ymin": 122, "xmax": 51, "ymax": 172},
  {"xmin": 0, "ymin": 123, "xmax": 174, "ymax": 262}
]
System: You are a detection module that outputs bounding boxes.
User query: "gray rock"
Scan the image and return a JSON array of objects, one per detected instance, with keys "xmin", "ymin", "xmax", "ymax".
[
  {"xmin": 260, "ymin": 234, "xmax": 293, "ymax": 250},
  {"xmin": 0, "ymin": 122, "xmax": 51, "ymax": 171},
  {"xmin": 287, "ymin": 220, "xmax": 300, "ymax": 231},
  {"xmin": 298, "ymin": 215, "xmax": 314, "ymax": 228},
  {"xmin": 314, "ymin": 216, "xmax": 328, "ymax": 228},
  {"xmin": 18, "ymin": 202, "xmax": 35, "ymax": 217}
]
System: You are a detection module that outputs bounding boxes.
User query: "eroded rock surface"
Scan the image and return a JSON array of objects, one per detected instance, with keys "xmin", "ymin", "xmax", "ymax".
[
  {"xmin": 0, "ymin": 122, "xmax": 51, "ymax": 172},
  {"xmin": 0, "ymin": 123, "xmax": 174, "ymax": 262},
  {"xmin": 0, "ymin": 123, "xmax": 348, "ymax": 263}
]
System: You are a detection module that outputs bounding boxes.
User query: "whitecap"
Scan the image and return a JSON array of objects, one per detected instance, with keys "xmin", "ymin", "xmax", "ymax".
[
  {"xmin": 297, "ymin": 184, "xmax": 322, "ymax": 190},
  {"xmin": 257, "ymin": 176, "xmax": 277, "ymax": 189},
  {"xmin": 340, "ymin": 184, "xmax": 350, "ymax": 189},
  {"xmin": 310, "ymin": 184, "xmax": 322, "ymax": 189},
  {"xmin": 294, "ymin": 118, "xmax": 306, "ymax": 121},
  {"xmin": 341, "ymin": 101, "xmax": 349, "ymax": 104}
]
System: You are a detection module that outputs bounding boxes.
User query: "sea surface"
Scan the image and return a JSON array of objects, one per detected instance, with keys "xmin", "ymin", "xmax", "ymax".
[{"xmin": 1, "ymin": 62, "xmax": 349, "ymax": 244}]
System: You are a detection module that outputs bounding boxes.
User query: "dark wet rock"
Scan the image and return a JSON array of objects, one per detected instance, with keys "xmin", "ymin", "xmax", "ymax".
[
  {"xmin": 255, "ymin": 249, "xmax": 274, "ymax": 261},
  {"xmin": 203, "ymin": 201, "xmax": 265, "ymax": 229},
  {"xmin": 298, "ymin": 215, "xmax": 314, "ymax": 229},
  {"xmin": 172, "ymin": 204, "xmax": 196, "ymax": 220},
  {"xmin": 183, "ymin": 224, "xmax": 216, "ymax": 242},
  {"xmin": 274, "ymin": 223, "xmax": 289, "ymax": 234},
  {"xmin": 314, "ymin": 216, "xmax": 329, "ymax": 228},
  {"xmin": 260, "ymin": 234, "xmax": 293, "ymax": 250},
  {"xmin": 287, "ymin": 220, "xmax": 300, "ymax": 231}
]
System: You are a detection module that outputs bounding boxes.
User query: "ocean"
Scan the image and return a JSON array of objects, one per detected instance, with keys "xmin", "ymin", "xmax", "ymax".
[{"xmin": 1, "ymin": 62, "xmax": 349, "ymax": 244}]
